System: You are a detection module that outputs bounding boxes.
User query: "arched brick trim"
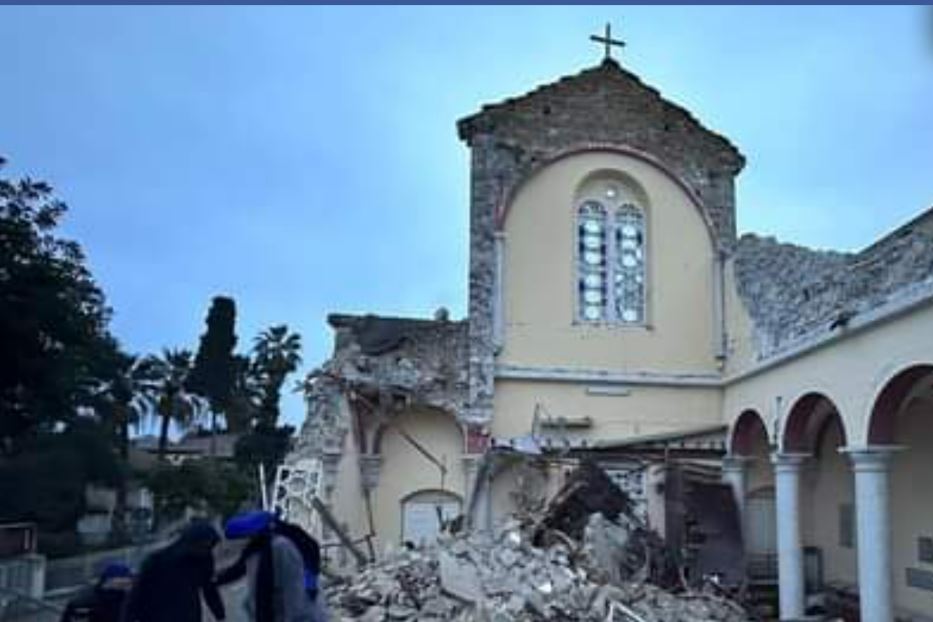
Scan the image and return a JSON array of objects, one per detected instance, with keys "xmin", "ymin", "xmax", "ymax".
[
  {"xmin": 868, "ymin": 364, "xmax": 933, "ymax": 444},
  {"xmin": 495, "ymin": 143, "xmax": 721, "ymax": 252},
  {"xmin": 400, "ymin": 488, "xmax": 463, "ymax": 504},
  {"xmin": 729, "ymin": 409, "xmax": 770, "ymax": 456},
  {"xmin": 783, "ymin": 392, "xmax": 846, "ymax": 453}
]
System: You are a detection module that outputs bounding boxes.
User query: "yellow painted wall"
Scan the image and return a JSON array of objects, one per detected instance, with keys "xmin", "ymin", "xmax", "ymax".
[
  {"xmin": 722, "ymin": 260, "xmax": 758, "ymax": 377},
  {"xmin": 369, "ymin": 408, "xmax": 465, "ymax": 553},
  {"xmin": 800, "ymin": 419, "xmax": 857, "ymax": 588},
  {"xmin": 890, "ymin": 397, "xmax": 933, "ymax": 617},
  {"xmin": 744, "ymin": 431, "xmax": 773, "ymax": 496},
  {"xmin": 724, "ymin": 304, "xmax": 933, "ymax": 448},
  {"xmin": 724, "ymin": 301, "xmax": 933, "ymax": 615},
  {"xmin": 500, "ymin": 151, "xmax": 719, "ymax": 373},
  {"xmin": 492, "ymin": 379, "xmax": 722, "ymax": 441}
]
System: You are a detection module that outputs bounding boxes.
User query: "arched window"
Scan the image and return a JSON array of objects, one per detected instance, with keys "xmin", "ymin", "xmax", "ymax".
[
  {"xmin": 400, "ymin": 489, "xmax": 462, "ymax": 545},
  {"xmin": 576, "ymin": 177, "xmax": 646, "ymax": 324}
]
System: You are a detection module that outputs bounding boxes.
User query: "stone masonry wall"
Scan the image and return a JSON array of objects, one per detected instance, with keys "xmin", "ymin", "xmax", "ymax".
[
  {"xmin": 734, "ymin": 209, "xmax": 933, "ymax": 359},
  {"xmin": 292, "ymin": 314, "xmax": 470, "ymax": 461}
]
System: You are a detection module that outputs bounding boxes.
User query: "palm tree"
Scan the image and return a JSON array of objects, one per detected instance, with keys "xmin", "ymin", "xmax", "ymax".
[
  {"xmin": 96, "ymin": 353, "xmax": 160, "ymax": 460},
  {"xmin": 92, "ymin": 352, "xmax": 160, "ymax": 540},
  {"xmin": 150, "ymin": 348, "xmax": 203, "ymax": 460},
  {"xmin": 251, "ymin": 325, "xmax": 302, "ymax": 428}
]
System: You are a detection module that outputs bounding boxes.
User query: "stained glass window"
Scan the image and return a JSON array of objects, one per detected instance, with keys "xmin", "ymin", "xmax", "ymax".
[
  {"xmin": 577, "ymin": 201, "xmax": 607, "ymax": 322},
  {"xmin": 576, "ymin": 182, "xmax": 646, "ymax": 324},
  {"xmin": 613, "ymin": 204, "xmax": 645, "ymax": 323}
]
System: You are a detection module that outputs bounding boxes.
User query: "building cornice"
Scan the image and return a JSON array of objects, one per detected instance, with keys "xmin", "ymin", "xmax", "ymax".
[{"xmin": 494, "ymin": 364, "xmax": 721, "ymax": 387}]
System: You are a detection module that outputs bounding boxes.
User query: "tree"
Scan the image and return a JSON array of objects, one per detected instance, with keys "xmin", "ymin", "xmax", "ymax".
[
  {"xmin": 233, "ymin": 421, "xmax": 295, "ymax": 477},
  {"xmin": 91, "ymin": 352, "xmax": 160, "ymax": 539},
  {"xmin": 187, "ymin": 297, "xmax": 237, "ymax": 453},
  {"xmin": 224, "ymin": 354, "xmax": 260, "ymax": 434},
  {"xmin": 0, "ymin": 158, "xmax": 117, "ymax": 453},
  {"xmin": 234, "ymin": 326, "xmax": 301, "ymax": 477},
  {"xmin": 146, "ymin": 460, "xmax": 251, "ymax": 523},
  {"xmin": 251, "ymin": 325, "xmax": 302, "ymax": 428},
  {"xmin": 150, "ymin": 349, "xmax": 202, "ymax": 460},
  {"xmin": 0, "ymin": 419, "xmax": 122, "ymax": 556}
]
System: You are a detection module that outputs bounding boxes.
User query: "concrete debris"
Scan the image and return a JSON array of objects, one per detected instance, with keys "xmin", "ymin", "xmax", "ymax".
[
  {"xmin": 537, "ymin": 461, "xmax": 679, "ymax": 590},
  {"xmin": 539, "ymin": 461, "xmax": 634, "ymax": 540},
  {"xmin": 325, "ymin": 517, "xmax": 749, "ymax": 621}
]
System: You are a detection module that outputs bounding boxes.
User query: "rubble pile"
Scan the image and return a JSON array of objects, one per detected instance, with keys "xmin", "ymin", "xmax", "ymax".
[{"xmin": 325, "ymin": 518, "xmax": 749, "ymax": 622}]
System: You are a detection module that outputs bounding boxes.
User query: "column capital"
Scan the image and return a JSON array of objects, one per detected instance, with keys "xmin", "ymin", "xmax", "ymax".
[
  {"xmin": 771, "ymin": 452, "xmax": 809, "ymax": 471},
  {"xmin": 358, "ymin": 454, "xmax": 383, "ymax": 491},
  {"xmin": 840, "ymin": 445, "xmax": 904, "ymax": 472}
]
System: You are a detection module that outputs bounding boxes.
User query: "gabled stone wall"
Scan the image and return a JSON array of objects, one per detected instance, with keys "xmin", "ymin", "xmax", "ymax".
[{"xmin": 458, "ymin": 59, "xmax": 744, "ymax": 423}]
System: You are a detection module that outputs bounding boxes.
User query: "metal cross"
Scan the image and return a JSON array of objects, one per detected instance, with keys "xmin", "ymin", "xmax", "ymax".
[{"xmin": 590, "ymin": 22, "xmax": 625, "ymax": 61}]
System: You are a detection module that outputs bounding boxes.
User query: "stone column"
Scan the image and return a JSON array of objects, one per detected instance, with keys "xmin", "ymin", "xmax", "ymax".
[
  {"xmin": 721, "ymin": 455, "xmax": 751, "ymax": 535},
  {"xmin": 846, "ymin": 447, "xmax": 901, "ymax": 622},
  {"xmin": 463, "ymin": 454, "xmax": 491, "ymax": 531},
  {"xmin": 771, "ymin": 453, "xmax": 808, "ymax": 621}
]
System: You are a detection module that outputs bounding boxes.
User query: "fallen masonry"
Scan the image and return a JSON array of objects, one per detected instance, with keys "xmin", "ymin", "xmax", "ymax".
[{"xmin": 324, "ymin": 515, "xmax": 750, "ymax": 622}]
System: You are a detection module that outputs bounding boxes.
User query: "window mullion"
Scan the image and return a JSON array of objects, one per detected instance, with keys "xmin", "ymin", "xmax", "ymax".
[{"xmin": 606, "ymin": 213, "xmax": 616, "ymax": 323}]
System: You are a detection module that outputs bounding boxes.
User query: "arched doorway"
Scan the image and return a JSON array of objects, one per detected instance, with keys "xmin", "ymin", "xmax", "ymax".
[
  {"xmin": 728, "ymin": 409, "xmax": 775, "ymax": 581},
  {"xmin": 763, "ymin": 392, "xmax": 850, "ymax": 619}
]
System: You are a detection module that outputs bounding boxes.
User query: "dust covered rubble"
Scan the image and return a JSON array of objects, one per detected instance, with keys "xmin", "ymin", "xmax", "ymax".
[{"xmin": 325, "ymin": 517, "xmax": 749, "ymax": 622}]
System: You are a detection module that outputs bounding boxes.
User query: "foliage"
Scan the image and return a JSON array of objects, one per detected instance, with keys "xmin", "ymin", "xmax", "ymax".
[
  {"xmin": 231, "ymin": 325, "xmax": 301, "ymax": 475},
  {"xmin": 224, "ymin": 354, "xmax": 260, "ymax": 434},
  {"xmin": 146, "ymin": 459, "xmax": 252, "ymax": 522},
  {"xmin": 187, "ymin": 297, "xmax": 237, "ymax": 437},
  {"xmin": 0, "ymin": 158, "xmax": 118, "ymax": 452},
  {"xmin": 0, "ymin": 419, "xmax": 123, "ymax": 533},
  {"xmin": 251, "ymin": 325, "xmax": 302, "ymax": 428},
  {"xmin": 91, "ymin": 353, "xmax": 160, "ymax": 459},
  {"xmin": 234, "ymin": 422, "xmax": 295, "ymax": 476},
  {"xmin": 149, "ymin": 349, "xmax": 203, "ymax": 460}
]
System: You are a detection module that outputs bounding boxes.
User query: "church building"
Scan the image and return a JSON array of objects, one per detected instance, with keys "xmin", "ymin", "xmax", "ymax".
[{"xmin": 284, "ymin": 31, "xmax": 933, "ymax": 622}]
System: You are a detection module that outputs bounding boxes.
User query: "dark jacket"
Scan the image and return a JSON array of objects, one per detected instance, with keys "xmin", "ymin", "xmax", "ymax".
[
  {"xmin": 61, "ymin": 585, "xmax": 128, "ymax": 622},
  {"xmin": 122, "ymin": 522, "xmax": 225, "ymax": 622}
]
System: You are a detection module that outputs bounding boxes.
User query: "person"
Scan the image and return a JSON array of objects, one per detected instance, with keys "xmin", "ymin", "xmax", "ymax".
[
  {"xmin": 216, "ymin": 511, "xmax": 326, "ymax": 622},
  {"xmin": 122, "ymin": 520, "xmax": 225, "ymax": 622},
  {"xmin": 60, "ymin": 563, "xmax": 133, "ymax": 622}
]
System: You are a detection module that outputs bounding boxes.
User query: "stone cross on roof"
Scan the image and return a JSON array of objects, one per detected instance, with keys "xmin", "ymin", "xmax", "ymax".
[{"xmin": 590, "ymin": 22, "xmax": 625, "ymax": 62}]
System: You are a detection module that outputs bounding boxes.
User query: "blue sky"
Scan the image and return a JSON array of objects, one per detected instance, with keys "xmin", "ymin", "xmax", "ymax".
[{"xmin": 1, "ymin": 6, "xmax": 931, "ymax": 429}]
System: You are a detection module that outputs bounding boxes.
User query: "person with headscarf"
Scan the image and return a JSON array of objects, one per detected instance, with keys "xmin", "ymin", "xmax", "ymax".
[
  {"xmin": 215, "ymin": 511, "xmax": 326, "ymax": 622},
  {"xmin": 122, "ymin": 520, "xmax": 225, "ymax": 622}
]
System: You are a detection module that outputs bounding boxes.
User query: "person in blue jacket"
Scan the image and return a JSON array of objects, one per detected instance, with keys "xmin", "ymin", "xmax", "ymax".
[{"xmin": 215, "ymin": 511, "xmax": 327, "ymax": 622}]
